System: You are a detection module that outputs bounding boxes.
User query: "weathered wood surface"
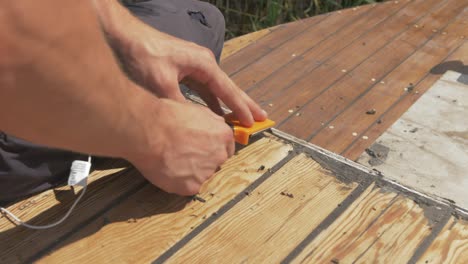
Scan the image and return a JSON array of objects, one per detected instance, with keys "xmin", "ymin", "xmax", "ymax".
[
  {"xmin": 292, "ymin": 184, "xmax": 434, "ymax": 263},
  {"xmin": 357, "ymin": 71, "xmax": 468, "ymax": 208},
  {"xmin": 419, "ymin": 217, "xmax": 468, "ymax": 264},
  {"xmin": 37, "ymin": 137, "xmax": 292, "ymax": 263},
  {"xmin": 0, "ymin": 160, "xmax": 138, "ymax": 264},
  {"xmin": 0, "ymin": 133, "xmax": 465, "ymax": 263},
  {"xmin": 167, "ymin": 154, "xmax": 357, "ymax": 263},
  {"xmin": 342, "ymin": 41, "xmax": 468, "ymax": 160}
]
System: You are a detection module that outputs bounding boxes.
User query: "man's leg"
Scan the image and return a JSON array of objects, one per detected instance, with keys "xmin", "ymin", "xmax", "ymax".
[
  {"xmin": 125, "ymin": 0, "xmax": 225, "ymax": 61},
  {"xmin": 0, "ymin": 133, "xmax": 86, "ymax": 202},
  {"xmin": 0, "ymin": 0, "xmax": 226, "ymax": 203}
]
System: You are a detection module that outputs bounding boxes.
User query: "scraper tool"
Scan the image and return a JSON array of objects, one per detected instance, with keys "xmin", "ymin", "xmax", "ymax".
[{"xmin": 224, "ymin": 113, "xmax": 276, "ymax": 145}]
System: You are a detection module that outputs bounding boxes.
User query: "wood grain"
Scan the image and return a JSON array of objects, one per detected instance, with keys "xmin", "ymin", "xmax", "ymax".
[
  {"xmin": 280, "ymin": 0, "xmax": 465, "ymax": 145},
  {"xmin": 247, "ymin": 0, "xmax": 407, "ymax": 101},
  {"xmin": 293, "ymin": 191, "xmax": 432, "ymax": 263},
  {"xmin": 306, "ymin": 0, "xmax": 467, "ymax": 152},
  {"xmin": 167, "ymin": 154, "xmax": 357, "ymax": 263},
  {"xmin": 343, "ymin": 41, "xmax": 468, "ymax": 160},
  {"xmin": 258, "ymin": 0, "xmax": 439, "ymax": 131},
  {"xmin": 37, "ymin": 136, "xmax": 292, "ymax": 263},
  {"xmin": 221, "ymin": 28, "xmax": 274, "ymax": 61},
  {"xmin": 220, "ymin": 15, "xmax": 326, "ymax": 76},
  {"xmin": 418, "ymin": 217, "xmax": 468, "ymax": 264},
  {"xmin": 230, "ymin": 4, "xmax": 372, "ymax": 90},
  {"xmin": 0, "ymin": 160, "xmax": 141, "ymax": 264}
]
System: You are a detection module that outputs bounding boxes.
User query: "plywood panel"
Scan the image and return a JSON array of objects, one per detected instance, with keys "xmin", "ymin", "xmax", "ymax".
[
  {"xmin": 167, "ymin": 154, "xmax": 357, "ymax": 263},
  {"xmin": 294, "ymin": 193, "xmax": 431, "ymax": 263},
  {"xmin": 37, "ymin": 136, "xmax": 292, "ymax": 263},
  {"xmin": 221, "ymin": 28, "xmax": 273, "ymax": 61},
  {"xmin": 356, "ymin": 71, "xmax": 468, "ymax": 208},
  {"xmin": 343, "ymin": 41, "xmax": 468, "ymax": 160},
  {"xmin": 418, "ymin": 217, "xmax": 468, "ymax": 264},
  {"xmin": 260, "ymin": 0, "xmax": 442, "ymax": 130},
  {"xmin": 0, "ymin": 160, "xmax": 142, "ymax": 264},
  {"xmin": 307, "ymin": 2, "xmax": 467, "ymax": 152}
]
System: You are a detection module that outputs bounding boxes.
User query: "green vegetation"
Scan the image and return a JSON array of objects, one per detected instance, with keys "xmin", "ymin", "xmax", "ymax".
[{"xmin": 205, "ymin": 0, "xmax": 384, "ymax": 38}]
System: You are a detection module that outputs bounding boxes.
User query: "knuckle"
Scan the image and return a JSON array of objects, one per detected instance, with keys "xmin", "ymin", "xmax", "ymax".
[{"xmin": 200, "ymin": 47, "xmax": 215, "ymax": 61}]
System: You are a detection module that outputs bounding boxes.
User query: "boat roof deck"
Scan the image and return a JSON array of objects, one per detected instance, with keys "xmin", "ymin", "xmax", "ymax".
[{"xmin": 1, "ymin": 1, "xmax": 467, "ymax": 263}]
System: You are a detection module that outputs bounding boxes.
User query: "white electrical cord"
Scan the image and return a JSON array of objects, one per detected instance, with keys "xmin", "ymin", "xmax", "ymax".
[{"xmin": 0, "ymin": 156, "xmax": 91, "ymax": 230}]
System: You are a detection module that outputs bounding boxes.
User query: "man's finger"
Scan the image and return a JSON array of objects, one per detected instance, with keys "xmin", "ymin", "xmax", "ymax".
[
  {"xmin": 207, "ymin": 70, "xmax": 254, "ymax": 126},
  {"xmin": 198, "ymin": 89, "xmax": 224, "ymax": 116},
  {"xmin": 240, "ymin": 90, "xmax": 268, "ymax": 121}
]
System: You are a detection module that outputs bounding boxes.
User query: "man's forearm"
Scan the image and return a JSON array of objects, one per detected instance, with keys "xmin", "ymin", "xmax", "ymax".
[{"xmin": 0, "ymin": 0, "xmax": 161, "ymax": 159}]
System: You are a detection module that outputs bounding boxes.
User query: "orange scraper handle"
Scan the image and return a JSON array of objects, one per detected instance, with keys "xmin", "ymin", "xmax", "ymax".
[{"xmin": 224, "ymin": 113, "xmax": 276, "ymax": 145}]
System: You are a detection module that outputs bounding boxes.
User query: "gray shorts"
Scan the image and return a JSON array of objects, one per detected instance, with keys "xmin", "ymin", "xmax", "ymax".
[{"xmin": 0, "ymin": 0, "xmax": 225, "ymax": 202}]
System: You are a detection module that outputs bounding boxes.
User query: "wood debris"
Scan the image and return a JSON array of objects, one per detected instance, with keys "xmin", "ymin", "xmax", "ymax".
[
  {"xmin": 192, "ymin": 195, "xmax": 206, "ymax": 203},
  {"xmin": 280, "ymin": 191, "xmax": 294, "ymax": 198}
]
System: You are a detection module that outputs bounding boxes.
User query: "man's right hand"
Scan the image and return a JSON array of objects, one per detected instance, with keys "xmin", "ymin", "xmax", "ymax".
[{"xmin": 128, "ymin": 99, "xmax": 235, "ymax": 196}]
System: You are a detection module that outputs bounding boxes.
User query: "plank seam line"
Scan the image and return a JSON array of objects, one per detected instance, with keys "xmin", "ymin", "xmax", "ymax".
[
  {"xmin": 347, "ymin": 194, "xmax": 400, "ymax": 245},
  {"xmin": 153, "ymin": 150, "xmax": 297, "ymax": 264},
  {"xmin": 297, "ymin": 191, "xmax": 399, "ymax": 263},
  {"xmin": 222, "ymin": 27, "xmax": 275, "ymax": 61},
  {"xmin": 270, "ymin": 0, "xmax": 434, "ymax": 126},
  {"xmin": 270, "ymin": 128, "xmax": 379, "ymax": 178},
  {"xmin": 303, "ymin": 0, "xmax": 464, "ymax": 142},
  {"xmin": 271, "ymin": 126, "xmax": 468, "ymax": 223},
  {"xmin": 244, "ymin": 1, "xmax": 407, "ymax": 94},
  {"xmin": 226, "ymin": 13, "xmax": 332, "ymax": 77},
  {"xmin": 280, "ymin": 180, "xmax": 373, "ymax": 264},
  {"xmin": 340, "ymin": 39, "xmax": 466, "ymax": 156},
  {"xmin": 274, "ymin": 0, "xmax": 450, "ymax": 132},
  {"xmin": 407, "ymin": 208, "xmax": 452, "ymax": 264},
  {"xmin": 351, "ymin": 201, "xmax": 419, "ymax": 263},
  {"xmin": 28, "ymin": 179, "xmax": 148, "ymax": 263}
]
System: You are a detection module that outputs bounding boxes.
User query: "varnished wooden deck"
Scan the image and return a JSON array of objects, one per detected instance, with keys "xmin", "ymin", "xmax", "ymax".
[
  {"xmin": 1, "ymin": 1, "xmax": 467, "ymax": 263},
  {"xmin": 222, "ymin": 0, "xmax": 467, "ymax": 161}
]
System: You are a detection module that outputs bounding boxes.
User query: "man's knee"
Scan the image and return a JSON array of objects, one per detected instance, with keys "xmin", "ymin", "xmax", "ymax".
[
  {"xmin": 189, "ymin": 1, "xmax": 225, "ymax": 60},
  {"xmin": 193, "ymin": 1, "xmax": 225, "ymax": 36}
]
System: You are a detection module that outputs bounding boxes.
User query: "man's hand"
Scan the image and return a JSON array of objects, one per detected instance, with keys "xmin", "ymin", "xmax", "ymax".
[
  {"xmin": 129, "ymin": 99, "xmax": 235, "ymax": 195},
  {"xmin": 119, "ymin": 30, "xmax": 267, "ymax": 127},
  {"xmin": 0, "ymin": 0, "xmax": 234, "ymax": 196},
  {"xmin": 93, "ymin": 0, "xmax": 267, "ymax": 127}
]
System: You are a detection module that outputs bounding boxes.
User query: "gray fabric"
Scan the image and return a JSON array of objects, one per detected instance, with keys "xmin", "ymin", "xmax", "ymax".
[
  {"xmin": 126, "ymin": 0, "xmax": 225, "ymax": 61},
  {"xmin": 0, "ymin": 0, "xmax": 225, "ymax": 202}
]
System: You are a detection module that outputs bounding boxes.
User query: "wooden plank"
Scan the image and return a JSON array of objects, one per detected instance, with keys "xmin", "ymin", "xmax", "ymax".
[
  {"xmin": 220, "ymin": 15, "xmax": 325, "ymax": 76},
  {"xmin": 37, "ymin": 136, "xmax": 292, "ymax": 263},
  {"xmin": 247, "ymin": 0, "xmax": 408, "ymax": 100},
  {"xmin": 343, "ymin": 41, "xmax": 468, "ymax": 160},
  {"xmin": 293, "ymin": 190, "xmax": 432, "ymax": 263},
  {"xmin": 305, "ymin": 1, "xmax": 467, "ymax": 152},
  {"xmin": 418, "ymin": 217, "xmax": 468, "ymax": 264},
  {"xmin": 166, "ymin": 154, "xmax": 358, "ymax": 263},
  {"xmin": 230, "ymin": 4, "xmax": 373, "ymax": 90},
  {"xmin": 221, "ymin": 28, "xmax": 275, "ymax": 61},
  {"xmin": 356, "ymin": 71, "xmax": 468, "ymax": 208},
  {"xmin": 0, "ymin": 160, "xmax": 144, "ymax": 264},
  {"xmin": 258, "ymin": 0, "xmax": 442, "ymax": 130}
]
